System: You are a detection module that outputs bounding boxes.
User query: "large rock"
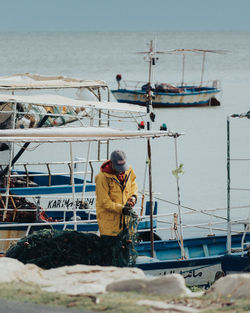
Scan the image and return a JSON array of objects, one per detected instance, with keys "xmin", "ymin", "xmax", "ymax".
[
  {"xmin": 0, "ymin": 257, "xmax": 145, "ymax": 295},
  {"xmin": 41, "ymin": 264, "xmax": 145, "ymax": 294},
  {"xmin": 106, "ymin": 274, "xmax": 191, "ymax": 297},
  {"xmin": 207, "ymin": 274, "xmax": 250, "ymax": 298},
  {"xmin": 0, "ymin": 258, "xmax": 197, "ymax": 297}
]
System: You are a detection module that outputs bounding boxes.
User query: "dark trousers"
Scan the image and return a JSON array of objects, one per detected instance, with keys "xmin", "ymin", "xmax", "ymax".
[{"xmin": 100, "ymin": 235, "xmax": 129, "ymax": 267}]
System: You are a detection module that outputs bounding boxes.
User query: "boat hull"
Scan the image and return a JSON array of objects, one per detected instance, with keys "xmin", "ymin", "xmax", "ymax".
[
  {"xmin": 221, "ymin": 254, "xmax": 250, "ymax": 274},
  {"xmin": 112, "ymin": 88, "xmax": 220, "ymax": 108},
  {"xmin": 136, "ymin": 256, "xmax": 223, "ymax": 287},
  {"xmin": 135, "ymin": 233, "xmax": 250, "ymax": 286}
]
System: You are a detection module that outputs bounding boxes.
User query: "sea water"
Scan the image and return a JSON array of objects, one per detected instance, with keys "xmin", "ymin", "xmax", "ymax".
[{"xmin": 0, "ymin": 31, "xmax": 249, "ymax": 238}]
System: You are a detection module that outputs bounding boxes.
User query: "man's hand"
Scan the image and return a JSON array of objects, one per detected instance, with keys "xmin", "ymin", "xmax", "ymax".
[{"xmin": 127, "ymin": 196, "xmax": 137, "ymax": 207}]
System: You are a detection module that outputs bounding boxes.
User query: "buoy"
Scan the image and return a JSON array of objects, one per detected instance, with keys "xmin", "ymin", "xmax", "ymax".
[
  {"xmin": 138, "ymin": 121, "xmax": 145, "ymax": 130},
  {"xmin": 160, "ymin": 123, "xmax": 167, "ymax": 131},
  {"xmin": 116, "ymin": 74, "xmax": 122, "ymax": 82},
  {"xmin": 116, "ymin": 74, "xmax": 122, "ymax": 89}
]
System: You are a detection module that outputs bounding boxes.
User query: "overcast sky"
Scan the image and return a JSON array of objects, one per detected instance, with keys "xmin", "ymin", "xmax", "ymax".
[{"xmin": 1, "ymin": 0, "xmax": 250, "ymax": 32}]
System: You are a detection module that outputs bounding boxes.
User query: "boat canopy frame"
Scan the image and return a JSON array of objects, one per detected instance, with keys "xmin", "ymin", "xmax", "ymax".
[{"xmin": 136, "ymin": 45, "xmax": 231, "ymax": 87}]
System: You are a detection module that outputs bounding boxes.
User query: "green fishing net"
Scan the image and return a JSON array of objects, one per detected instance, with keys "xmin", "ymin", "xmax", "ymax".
[{"xmin": 6, "ymin": 212, "xmax": 138, "ymax": 269}]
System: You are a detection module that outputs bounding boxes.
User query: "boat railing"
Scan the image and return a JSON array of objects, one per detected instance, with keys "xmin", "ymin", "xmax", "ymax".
[
  {"xmin": 0, "ymin": 158, "xmax": 106, "ymax": 186},
  {"xmin": 118, "ymin": 79, "xmax": 221, "ymax": 90},
  {"xmin": 0, "ymin": 190, "xmax": 249, "ymax": 251},
  {"xmin": 138, "ymin": 193, "xmax": 250, "ymax": 241},
  {"xmin": 0, "ymin": 208, "xmax": 247, "ymax": 247},
  {"xmin": 229, "ymin": 218, "xmax": 250, "ymax": 255}
]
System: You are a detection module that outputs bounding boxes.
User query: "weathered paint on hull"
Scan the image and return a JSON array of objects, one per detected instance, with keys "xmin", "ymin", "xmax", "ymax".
[
  {"xmin": 135, "ymin": 233, "xmax": 250, "ymax": 286},
  {"xmin": 137, "ymin": 257, "xmax": 222, "ymax": 286},
  {"xmin": 221, "ymin": 254, "xmax": 250, "ymax": 274},
  {"xmin": 112, "ymin": 89, "xmax": 220, "ymax": 108}
]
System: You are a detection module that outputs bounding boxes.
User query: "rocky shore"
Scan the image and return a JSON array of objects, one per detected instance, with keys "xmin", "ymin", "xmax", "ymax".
[{"xmin": 0, "ymin": 257, "xmax": 249, "ymax": 313}]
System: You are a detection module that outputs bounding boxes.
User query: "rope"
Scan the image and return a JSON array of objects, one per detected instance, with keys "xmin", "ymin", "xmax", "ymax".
[
  {"xmin": 171, "ymin": 213, "xmax": 186, "ymax": 259},
  {"xmin": 153, "ymin": 195, "xmax": 227, "ymax": 221}
]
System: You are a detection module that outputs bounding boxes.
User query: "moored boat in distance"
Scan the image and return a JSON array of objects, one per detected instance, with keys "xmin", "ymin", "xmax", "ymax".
[
  {"xmin": 112, "ymin": 42, "xmax": 230, "ymax": 108},
  {"xmin": 112, "ymin": 80, "xmax": 221, "ymax": 108}
]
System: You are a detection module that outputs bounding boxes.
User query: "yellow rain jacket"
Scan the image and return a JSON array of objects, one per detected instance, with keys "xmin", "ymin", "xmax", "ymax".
[{"xmin": 95, "ymin": 165, "xmax": 138, "ymax": 236}]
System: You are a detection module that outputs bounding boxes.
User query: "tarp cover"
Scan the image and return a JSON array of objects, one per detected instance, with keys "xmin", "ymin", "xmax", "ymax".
[
  {"xmin": 0, "ymin": 73, "xmax": 107, "ymax": 90},
  {"xmin": 0, "ymin": 126, "xmax": 182, "ymax": 143},
  {"xmin": 0, "ymin": 93, "xmax": 146, "ymax": 113}
]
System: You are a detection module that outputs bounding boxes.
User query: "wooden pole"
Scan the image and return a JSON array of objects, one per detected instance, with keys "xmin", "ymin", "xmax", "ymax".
[
  {"xmin": 200, "ymin": 52, "xmax": 206, "ymax": 86},
  {"xmin": 146, "ymin": 40, "xmax": 154, "ymax": 257},
  {"xmin": 140, "ymin": 159, "xmax": 148, "ymax": 216},
  {"xmin": 147, "ymin": 138, "xmax": 154, "ymax": 258},
  {"xmin": 181, "ymin": 54, "xmax": 185, "ymax": 86}
]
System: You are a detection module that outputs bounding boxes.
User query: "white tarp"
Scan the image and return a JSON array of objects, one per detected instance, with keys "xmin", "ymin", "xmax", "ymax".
[
  {"xmin": 0, "ymin": 73, "xmax": 107, "ymax": 89},
  {"xmin": 0, "ymin": 93, "xmax": 146, "ymax": 113}
]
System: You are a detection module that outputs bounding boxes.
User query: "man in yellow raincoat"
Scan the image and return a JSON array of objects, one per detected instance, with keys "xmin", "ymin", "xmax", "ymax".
[{"xmin": 95, "ymin": 150, "xmax": 138, "ymax": 237}]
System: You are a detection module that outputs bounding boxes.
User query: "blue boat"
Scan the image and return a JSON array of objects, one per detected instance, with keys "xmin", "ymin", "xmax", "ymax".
[
  {"xmin": 135, "ymin": 233, "xmax": 250, "ymax": 286},
  {"xmin": 221, "ymin": 254, "xmax": 250, "ymax": 275},
  {"xmin": 135, "ymin": 111, "xmax": 250, "ymax": 286}
]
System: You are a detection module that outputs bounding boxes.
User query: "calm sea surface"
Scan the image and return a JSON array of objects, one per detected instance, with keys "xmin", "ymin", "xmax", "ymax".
[{"xmin": 1, "ymin": 31, "xmax": 249, "ymax": 238}]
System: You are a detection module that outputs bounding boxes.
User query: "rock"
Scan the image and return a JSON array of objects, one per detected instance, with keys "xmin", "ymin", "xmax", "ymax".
[
  {"xmin": 41, "ymin": 265, "xmax": 145, "ymax": 295},
  {"xmin": 18, "ymin": 263, "xmax": 47, "ymax": 285},
  {"xmin": 207, "ymin": 274, "xmax": 250, "ymax": 298},
  {"xmin": 0, "ymin": 257, "xmax": 25, "ymax": 283},
  {"xmin": 106, "ymin": 273, "xmax": 191, "ymax": 297},
  {"xmin": 0, "ymin": 257, "xmax": 145, "ymax": 295}
]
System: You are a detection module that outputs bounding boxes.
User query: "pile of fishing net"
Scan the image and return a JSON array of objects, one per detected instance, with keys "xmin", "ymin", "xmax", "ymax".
[
  {"xmin": 6, "ymin": 216, "xmax": 138, "ymax": 269},
  {"xmin": 0, "ymin": 195, "xmax": 37, "ymax": 223}
]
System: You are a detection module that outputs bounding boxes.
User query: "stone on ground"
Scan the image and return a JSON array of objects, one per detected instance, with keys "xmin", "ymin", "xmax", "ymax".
[
  {"xmin": 106, "ymin": 273, "xmax": 191, "ymax": 297},
  {"xmin": 0, "ymin": 257, "xmax": 145, "ymax": 295},
  {"xmin": 206, "ymin": 273, "xmax": 250, "ymax": 298}
]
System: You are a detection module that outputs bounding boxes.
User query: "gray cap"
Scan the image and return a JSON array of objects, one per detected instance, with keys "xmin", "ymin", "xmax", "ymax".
[{"xmin": 110, "ymin": 150, "xmax": 129, "ymax": 173}]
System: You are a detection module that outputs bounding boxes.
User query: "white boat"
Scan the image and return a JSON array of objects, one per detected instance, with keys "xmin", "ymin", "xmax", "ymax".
[
  {"xmin": 0, "ymin": 89, "xmax": 150, "ymax": 247},
  {"xmin": 0, "ymin": 123, "xmax": 181, "ymax": 248},
  {"xmin": 0, "ymin": 74, "xmax": 149, "ymax": 250},
  {"xmin": 112, "ymin": 41, "xmax": 230, "ymax": 108}
]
